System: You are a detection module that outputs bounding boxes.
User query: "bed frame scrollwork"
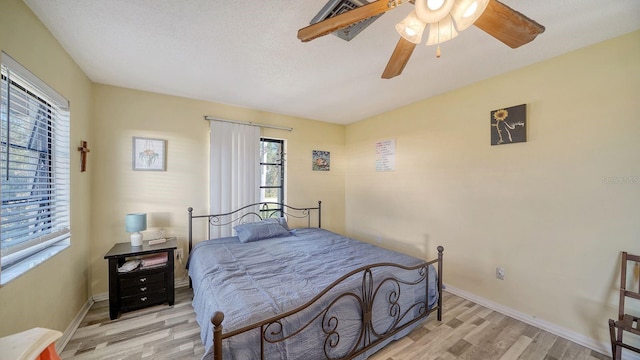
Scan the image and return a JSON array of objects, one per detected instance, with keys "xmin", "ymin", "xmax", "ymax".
[
  {"xmin": 210, "ymin": 252, "xmax": 443, "ymax": 360},
  {"xmin": 187, "ymin": 201, "xmax": 443, "ymax": 360},
  {"xmin": 188, "ymin": 201, "xmax": 322, "ymax": 254}
]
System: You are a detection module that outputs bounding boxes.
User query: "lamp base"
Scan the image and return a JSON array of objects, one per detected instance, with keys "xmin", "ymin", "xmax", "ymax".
[{"xmin": 130, "ymin": 232, "xmax": 143, "ymax": 247}]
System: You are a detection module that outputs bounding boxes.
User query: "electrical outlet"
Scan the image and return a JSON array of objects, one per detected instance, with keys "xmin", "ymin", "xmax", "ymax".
[
  {"xmin": 375, "ymin": 235, "xmax": 382, "ymax": 244},
  {"xmin": 496, "ymin": 267, "xmax": 505, "ymax": 280},
  {"xmin": 176, "ymin": 248, "xmax": 184, "ymax": 262}
]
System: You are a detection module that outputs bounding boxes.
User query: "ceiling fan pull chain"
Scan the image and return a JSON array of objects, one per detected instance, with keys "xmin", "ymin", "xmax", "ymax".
[{"xmin": 436, "ymin": 22, "xmax": 441, "ymax": 58}]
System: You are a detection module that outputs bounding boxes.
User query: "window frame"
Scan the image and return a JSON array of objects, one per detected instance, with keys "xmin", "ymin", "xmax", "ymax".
[
  {"xmin": 259, "ymin": 138, "xmax": 285, "ymax": 206},
  {"xmin": 0, "ymin": 52, "xmax": 71, "ymax": 285}
]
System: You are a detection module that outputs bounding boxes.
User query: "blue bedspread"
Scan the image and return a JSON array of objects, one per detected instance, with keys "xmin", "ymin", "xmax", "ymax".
[{"xmin": 188, "ymin": 228, "xmax": 439, "ymax": 359}]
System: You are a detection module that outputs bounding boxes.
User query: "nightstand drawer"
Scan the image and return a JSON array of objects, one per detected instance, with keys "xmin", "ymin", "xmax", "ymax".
[
  {"xmin": 119, "ymin": 271, "xmax": 165, "ymax": 289},
  {"xmin": 121, "ymin": 290, "xmax": 167, "ymax": 309},
  {"xmin": 120, "ymin": 281, "xmax": 166, "ymax": 297}
]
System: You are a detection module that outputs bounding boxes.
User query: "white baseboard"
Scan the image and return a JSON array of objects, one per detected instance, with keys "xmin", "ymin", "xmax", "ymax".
[
  {"xmin": 56, "ymin": 296, "xmax": 93, "ymax": 352},
  {"xmin": 443, "ymin": 284, "xmax": 631, "ymax": 359},
  {"xmin": 92, "ymin": 291, "xmax": 109, "ymax": 302}
]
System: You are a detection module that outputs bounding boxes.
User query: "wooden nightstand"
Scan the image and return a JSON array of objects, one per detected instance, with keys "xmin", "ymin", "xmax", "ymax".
[{"xmin": 104, "ymin": 239, "xmax": 177, "ymax": 320}]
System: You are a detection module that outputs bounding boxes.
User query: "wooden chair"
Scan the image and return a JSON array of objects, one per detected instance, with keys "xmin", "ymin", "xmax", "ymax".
[{"xmin": 609, "ymin": 251, "xmax": 640, "ymax": 359}]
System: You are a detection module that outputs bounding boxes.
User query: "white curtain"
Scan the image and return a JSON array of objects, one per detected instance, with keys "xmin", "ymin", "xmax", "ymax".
[{"xmin": 210, "ymin": 120, "xmax": 261, "ymax": 237}]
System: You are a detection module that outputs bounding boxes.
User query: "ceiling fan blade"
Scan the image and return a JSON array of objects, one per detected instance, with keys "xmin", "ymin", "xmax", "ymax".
[
  {"xmin": 298, "ymin": 0, "xmax": 395, "ymax": 42},
  {"xmin": 473, "ymin": 0, "xmax": 545, "ymax": 49},
  {"xmin": 381, "ymin": 37, "xmax": 417, "ymax": 79}
]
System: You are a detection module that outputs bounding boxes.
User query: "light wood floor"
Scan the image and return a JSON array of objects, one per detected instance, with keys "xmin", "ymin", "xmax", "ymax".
[{"xmin": 60, "ymin": 287, "xmax": 610, "ymax": 360}]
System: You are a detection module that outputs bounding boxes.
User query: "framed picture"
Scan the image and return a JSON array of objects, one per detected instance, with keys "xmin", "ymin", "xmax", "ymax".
[
  {"xmin": 491, "ymin": 104, "xmax": 526, "ymax": 145},
  {"xmin": 132, "ymin": 137, "xmax": 166, "ymax": 171},
  {"xmin": 312, "ymin": 150, "xmax": 330, "ymax": 171}
]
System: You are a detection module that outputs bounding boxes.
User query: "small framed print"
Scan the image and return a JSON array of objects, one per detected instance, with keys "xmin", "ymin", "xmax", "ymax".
[
  {"xmin": 312, "ymin": 150, "xmax": 330, "ymax": 171},
  {"xmin": 491, "ymin": 104, "xmax": 526, "ymax": 145},
  {"xmin": 133, "ymin": 137, "xmax": 166, "ymax": 171}
]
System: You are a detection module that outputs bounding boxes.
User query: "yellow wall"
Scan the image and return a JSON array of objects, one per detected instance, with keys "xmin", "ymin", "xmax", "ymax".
[
  {"xmin": 0, "ymin": 0, "xmax": 93, "ymax": 337},
  {"xmin": 0, "ymin": 0, "xmax": 346, "ymax": 334},
  {"xmin": 345, "ymin": 31, "xmax": 640, "ymax": 346},
  {"xmin": 2, "ymin": 0, "xmax": 638, "ymax": 352},
  {"xmin": 90, "ymin": 85, "xmax": 345, "ymax": 294}
]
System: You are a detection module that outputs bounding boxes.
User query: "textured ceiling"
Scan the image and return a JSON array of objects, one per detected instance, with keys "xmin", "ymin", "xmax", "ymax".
[{"xmin": 23, "ymin": 0, "xmax": 640, "ymax": 124}]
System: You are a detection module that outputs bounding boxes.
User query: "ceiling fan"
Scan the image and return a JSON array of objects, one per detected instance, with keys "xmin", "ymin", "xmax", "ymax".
[{"xmin": 298, "ymin": 0, "xmax": 545, "ymax": 79}]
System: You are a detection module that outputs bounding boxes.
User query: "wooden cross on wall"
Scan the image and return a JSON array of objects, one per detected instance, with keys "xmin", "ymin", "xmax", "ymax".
[{"xmin": 77, "ymin": 140, "xmax": 90, "ymax": 172}]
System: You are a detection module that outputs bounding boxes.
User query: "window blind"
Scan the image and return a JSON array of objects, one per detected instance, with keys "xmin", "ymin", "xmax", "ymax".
[{"xmin": 0, "ymin": 52, "xmax": 70, "ymax": 275}]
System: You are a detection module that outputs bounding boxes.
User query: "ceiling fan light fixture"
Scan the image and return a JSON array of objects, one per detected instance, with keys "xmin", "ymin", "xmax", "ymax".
[
  {"xmin": 395, "ymin": 11, "xmax": 426, "ymax": 44},
  {"xmin": 415, "ymin": 0, "xmax": 455, "ymax": 24},
  {"xmin": 451, "ymin": 0, "xmax": 489, "ymax": 31},
  {"xmin": 427, "ymin": 0, "xmax": 445, "ymax": 10},
  {"xmin": 425, "ymin": 14, "xmax": 459, "ymax": 46},
  {"xmin": 463, "ymin": 2, "xmax": 478, "ymax": 17}
]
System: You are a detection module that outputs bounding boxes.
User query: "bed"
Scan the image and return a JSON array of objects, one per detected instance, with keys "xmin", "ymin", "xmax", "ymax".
[{"xmin": 187, "ymin": 201, "xmax": 443, "ymax": 360}]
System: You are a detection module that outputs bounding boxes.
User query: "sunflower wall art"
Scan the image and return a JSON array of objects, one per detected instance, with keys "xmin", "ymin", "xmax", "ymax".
[{"xmin": 491, "ymin": 104, "xmax": 526, "ymax": 145}]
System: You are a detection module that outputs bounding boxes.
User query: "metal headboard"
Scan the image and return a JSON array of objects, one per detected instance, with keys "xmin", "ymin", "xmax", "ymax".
[{"xmin": 187, "ymin": 201, "xmax": 322, "ymax": 254}]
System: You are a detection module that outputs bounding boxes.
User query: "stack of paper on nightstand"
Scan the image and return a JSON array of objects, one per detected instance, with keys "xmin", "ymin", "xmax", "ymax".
[{"xmin": 140, "ymin": 253, "xmax": 167, "ymax": 269}]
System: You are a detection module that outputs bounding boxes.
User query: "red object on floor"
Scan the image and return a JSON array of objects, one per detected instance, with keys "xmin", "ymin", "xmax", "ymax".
[
  {"xmin": 36, "ymin": 343, "xmax": 61, "ymax": 360},
  {"xmin": 0, "ymin": 327, "xmax": 62, "ymax": 360}
]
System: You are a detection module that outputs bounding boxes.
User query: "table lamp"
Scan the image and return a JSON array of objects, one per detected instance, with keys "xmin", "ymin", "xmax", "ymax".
[{"xmin": 125, "ymin": 213, "xmax": 147, "ymax": 246}]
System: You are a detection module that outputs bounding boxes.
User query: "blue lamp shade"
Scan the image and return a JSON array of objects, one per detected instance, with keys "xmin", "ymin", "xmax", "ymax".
[{"xmin": 125, "ymin": 213, "xmax": 147, "ymax": 246}]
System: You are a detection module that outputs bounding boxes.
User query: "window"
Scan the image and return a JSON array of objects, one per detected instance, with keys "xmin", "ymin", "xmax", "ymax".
[
  {"xmin": 259, "ymin": 138, "xmax": 284, "ymax": 205},
  {"xmin": 0, "ymin": 52, "xmax": 70, "ymax": 285}
]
